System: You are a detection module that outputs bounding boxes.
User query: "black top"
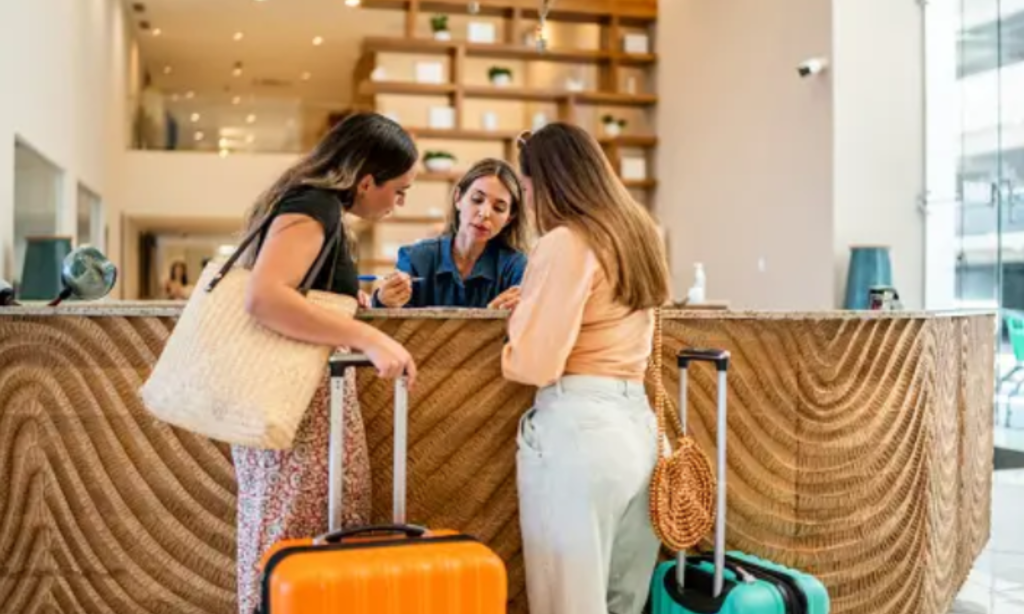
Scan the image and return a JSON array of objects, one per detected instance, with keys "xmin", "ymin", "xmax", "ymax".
[{"xmin": 256, "ymin": 185, "xmax": 359, "ymax": 297}]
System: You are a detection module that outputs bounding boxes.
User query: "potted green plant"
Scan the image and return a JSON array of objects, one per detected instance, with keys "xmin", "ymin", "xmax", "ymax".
[
  {"xmin": 602, "ymin": 114, "xmax": 627, "ymax": 137},
  {"xmin": 423, "ymin": 150, "xmax": 457, "ymax": 172},
  {"xmin": 488, "ymin": 66, "xmax": 513, "ymax": 87},
  {"xmin": 431, "ymin": 15, "xmax": 451, "ymax": 41}
]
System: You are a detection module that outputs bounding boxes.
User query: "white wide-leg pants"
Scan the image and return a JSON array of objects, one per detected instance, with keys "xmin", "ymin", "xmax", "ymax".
[{"xmin": 517, "ymin": 375, "xmax": 661, "ymax": 614}]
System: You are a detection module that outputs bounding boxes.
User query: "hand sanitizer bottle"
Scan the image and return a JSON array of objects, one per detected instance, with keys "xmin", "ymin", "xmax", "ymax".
[{"xmin": 687, "ymin": 263, "xmax": 706, "ymax": 305}]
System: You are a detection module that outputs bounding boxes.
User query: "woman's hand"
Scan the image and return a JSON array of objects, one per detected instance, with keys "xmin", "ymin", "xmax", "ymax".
[
  {"xmin": 357, "ymin": 290, "xmax": 371, "ymax": 309},
  {"xmin": 363, "ymin": 329, "xmax": 418, "ymax": 389},
  {"xmin": 378, "ymin": 272, "xmax": 413, "ymax": 308},
  {"xmin": 488, "ymin": 286, "xmax": 521, "ymax": 311}
]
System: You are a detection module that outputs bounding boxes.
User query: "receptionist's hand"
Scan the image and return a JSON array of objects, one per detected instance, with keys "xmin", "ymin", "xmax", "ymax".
[
  {"xmin": 488, "ymin": 286, "xmax": 521, "ymax": 311},
  {"xmin": 378, "ymin": 272, "xmax": 413, "ymax": 308}
]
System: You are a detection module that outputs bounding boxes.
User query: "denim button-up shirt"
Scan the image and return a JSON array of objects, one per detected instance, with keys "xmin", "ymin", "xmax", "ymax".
[{"xmin": 373, "ymin": 236, "xmax": 527, "ymax": 308}]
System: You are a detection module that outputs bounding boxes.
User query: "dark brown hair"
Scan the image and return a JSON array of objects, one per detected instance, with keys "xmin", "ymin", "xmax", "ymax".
[
  {"xmin": 518, "ymin": 123, "xmax": 670, "ymax": 310},
  {"xmin": 242, "ymin": 112, "xmax": 417, "ymax": 265},
  {"xmin": 444, "ymin": 158, "xmax": 530, "ymax": 253}
]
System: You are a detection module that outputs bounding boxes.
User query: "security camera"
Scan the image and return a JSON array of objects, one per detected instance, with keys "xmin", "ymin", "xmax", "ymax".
[{"xmin": 796, "ymin": 57, "xmax": 829, "ymax": 78}]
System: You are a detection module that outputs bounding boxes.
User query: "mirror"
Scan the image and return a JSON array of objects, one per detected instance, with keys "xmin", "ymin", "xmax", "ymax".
[{"xmin": 48, "ymin": 246, "xmax": 118, "ymax": 306}]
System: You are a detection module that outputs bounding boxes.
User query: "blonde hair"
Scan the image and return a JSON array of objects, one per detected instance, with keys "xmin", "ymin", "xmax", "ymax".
[
  {"xmin": 518, "ymin": 123, "xmax": 670, "ymax": 310},
  {"xmin": 443, "ymin": 158, "xmax": 531, "ymax": 253}
]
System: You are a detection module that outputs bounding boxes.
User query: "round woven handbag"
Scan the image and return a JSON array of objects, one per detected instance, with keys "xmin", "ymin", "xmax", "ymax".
[{"xmin": 647, "ymin": 308, "xmax": 717, "ymax": 551}]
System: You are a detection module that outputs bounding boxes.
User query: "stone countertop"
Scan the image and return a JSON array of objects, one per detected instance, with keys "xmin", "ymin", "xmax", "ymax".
[{"xmin": 0, "ymin": 300, "xmax": 997, "ymax": 320}]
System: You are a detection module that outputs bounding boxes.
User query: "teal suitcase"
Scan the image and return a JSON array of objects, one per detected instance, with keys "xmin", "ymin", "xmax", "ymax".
[{"xmin": 650, "ymin": 349, "xmax": 830, "ymax": 614}]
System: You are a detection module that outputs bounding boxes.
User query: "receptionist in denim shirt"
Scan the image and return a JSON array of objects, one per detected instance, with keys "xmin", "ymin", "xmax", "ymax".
[{"xmin": 372, "ymin": 158, "xmax": 530, "ymax": 310}]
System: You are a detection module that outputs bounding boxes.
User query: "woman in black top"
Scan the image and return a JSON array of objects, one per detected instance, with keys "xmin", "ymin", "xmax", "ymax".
[{"xmin": 232, "ymin": 112, "xmax": 418, "ymax": 614}]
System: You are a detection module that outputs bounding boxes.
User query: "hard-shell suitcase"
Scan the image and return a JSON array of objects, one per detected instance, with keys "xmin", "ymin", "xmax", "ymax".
[
  {"xmin": 257, "ymin": 353, "xmax": 508, "ymax": 614},
  {"xmin": 650, "ymin": 349, "xmax": 830, "ymax": 614}
]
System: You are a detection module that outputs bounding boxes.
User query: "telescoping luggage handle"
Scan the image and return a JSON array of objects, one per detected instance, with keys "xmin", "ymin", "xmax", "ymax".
[
  {"xmin": 677, "ymin": 348, "xmax": 730, "ymax": 598},
  {"xmin": 322, "ymin": 353, "xmax": 412, "ymax": 538}
]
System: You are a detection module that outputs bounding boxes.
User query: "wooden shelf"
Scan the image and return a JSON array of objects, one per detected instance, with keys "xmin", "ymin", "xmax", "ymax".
[
  {"xmin": 622, "ymin": 179, "xmax": 658, "ymax": 189},
  {"xmin": 575, "ymin": 91, "xmax": 658, "ymax": 107},
  {"xmin": 406, "ymin": 127, "xmax": 521, "ymax": 141},
  {"xmin": 363, "ymin": 37, "xmax": 655, "ymax": 65},
  {"xmin": 359, "ymin": 81, "xmax": 458, "ymax": 97},
  {"xmin": 418, "ymin": 171, "xmax": 462, "ymax": 182},
  {"xmin": 462, "ymin": 85, "xmax": 568, "ymax": 102},
  {"xmin": 380, "ymin": 216, "xmax": 447, "ymax": 225},
  {"xmin": 358, "ymin": 0, "xmax": 657, "ymax": 24},
  {"xmin": 598, "ymin": 135, "xmax": 658, "ymax": 147}
]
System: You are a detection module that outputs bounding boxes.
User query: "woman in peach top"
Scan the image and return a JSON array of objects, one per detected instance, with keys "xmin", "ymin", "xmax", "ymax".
[{"xmin": 503, "ymin": 123, "xmax": 671, "ymax": 614}]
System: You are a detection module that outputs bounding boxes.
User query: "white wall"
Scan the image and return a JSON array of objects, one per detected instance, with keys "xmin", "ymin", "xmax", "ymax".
[
  {"xmin": 656, "ymin": 0, "xmax": 835, "ymax": 309},
  {"xmin": 117, "ymin": 151, "xmax": 298, "ymax": 221},
  {"xmin": 0, "ymin": 0, "xmax": 132, "ymax": 283},
  {"xmin": 657, "ymin": 0, "xmax": 925, "ymax": 310},
  {"xmin": 832, "ymin": 0, "xmax": 925, "ymax": 309}
]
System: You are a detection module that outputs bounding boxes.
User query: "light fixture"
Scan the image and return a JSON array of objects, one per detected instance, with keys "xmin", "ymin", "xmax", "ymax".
[
  {"xmin": 190, "ymin": 112, "xmax": 201, "ymax": 122},
  {"xmin": 301, "ymin": 71, "xmax": 311, "ymax": 81},
  {"xmin": 194, "ymin": 131, "xmax": 204, "ymax": 141},
  {"xmin": 246, "ymin": 114, "xmax": 257, "ymax": 124},
  {"xmin": 153, "ymin": 28, "xmax": 162, "ymax": 36},
  {"xmin": 232, "ymin": 96, "xmax": 242, "ymax": 105},
  {"xmin": 218, "ymin": 137, "xmax": 230, "ymax": 148},
  {"xmin": 233, "ymin": 61, "xmax": 243, "ymax": 77},
  {"xmin": 233, "ymin": 31, "xmax": 244, "ymax": 41},
  {"xmin": 163, "ymin": 65, "xmax": 172, "ymax": 75},
  {"xmin": 345, "ymin": 0, "xmax": 361, "ymax": 6},
  {"xmin": 312, "ymin": 36, "xmax": 324, "ymax": 46},
  {"xmin": 185, "ymin": 90, "xmax": 195, "ymax": 99},
  {"xmin": 219, "ymin": 149, "xmax": 230, "ymax": 158}
]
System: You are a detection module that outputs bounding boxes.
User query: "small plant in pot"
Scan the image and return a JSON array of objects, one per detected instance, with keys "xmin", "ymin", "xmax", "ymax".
[
  {"xmin": 602, "ymin": 115, "xmax": 627, "ymax": 137},
  {"xmin": 488, "ymin": 66, "xmax": 513, "ymax": 87},
  {"xmin": 423, "ymin": 150, "xmax": 457, "ymax": 173},
  {"xmin": 431, "ymin": 15, "xmax": 451, "ymax": 41}
]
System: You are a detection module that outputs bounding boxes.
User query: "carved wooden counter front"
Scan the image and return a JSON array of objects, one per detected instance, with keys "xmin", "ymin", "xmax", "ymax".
[{"xmin": 0, "ymin": 304, "xmax": 995, "ymax": 614}]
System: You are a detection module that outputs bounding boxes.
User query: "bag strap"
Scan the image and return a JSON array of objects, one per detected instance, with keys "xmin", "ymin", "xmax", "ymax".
[
  {"xmin": 650, "ymin": 306, "xmax": 669, "ymax": 459},
  {"xmin": 205, "ymin": 207, "xmax": 342, "ymax": 295}
]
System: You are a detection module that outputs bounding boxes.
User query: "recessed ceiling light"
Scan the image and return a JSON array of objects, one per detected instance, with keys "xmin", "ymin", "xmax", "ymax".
[
  {"xmin": 218, "ymin": 138, "xmax": 230, "ymax": 148},
  {"xmin": 163, "ymin": 65, "xmax": 172, "ymax": 75},
  {"xmin": 194, "ymin": 131, "xmax": 204, "ymax": 141},
  {"xmin": 345, "ymin": 0, "xmax": 361, "ymax": 6},
  {"xmin": 312, "ymin": 36, "xmax": 324, "ymax": 46},
  {"xmin": 234, "ymin": 32, "xmax": 244, "ymax": 41},
  {"xmin": 153, "ymin": 28, "xmax": 162, "ymax": 36},
  {"xmin": 233, "ymin": 67, "xmax": 243, "ymax": 77},
  {"xmin": 185, "ymin": 90, "xmax": 195, "ymax": 99},
  {"xmin": 246, "ymin": 114, "xmax": 257, "ymax": 124},
  {"xmin": 301, "ymin": 72, "xmax": 311, "ymax": 81},
  {"xmin": 190, "ymin": 112, "xmax": 201, "ymax": 122},
  {"xmin": 232, "ymin": 96, "xmax": 242, "ymax": 105}
]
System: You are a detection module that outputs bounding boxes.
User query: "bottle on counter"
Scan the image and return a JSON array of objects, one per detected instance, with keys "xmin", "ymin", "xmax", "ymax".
[{"xmin": 687, "ymin": 263, "xmax": 706, "ymax": 305}]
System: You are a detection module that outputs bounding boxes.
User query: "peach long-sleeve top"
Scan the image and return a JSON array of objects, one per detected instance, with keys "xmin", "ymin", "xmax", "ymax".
[{"xmin": 501, "ymin": 226, "xmax": 654, "ymax": 388}]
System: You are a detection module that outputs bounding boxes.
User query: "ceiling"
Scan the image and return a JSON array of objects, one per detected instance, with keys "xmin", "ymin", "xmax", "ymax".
[{"xmin": 126, "ymin": 0, "xmax": 405, "ymax": 152}]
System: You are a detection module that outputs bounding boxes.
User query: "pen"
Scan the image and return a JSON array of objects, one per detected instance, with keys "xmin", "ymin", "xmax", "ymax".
[{"xmin": 358, "ymin": 275, "xmax": 424, "ymax": 282}]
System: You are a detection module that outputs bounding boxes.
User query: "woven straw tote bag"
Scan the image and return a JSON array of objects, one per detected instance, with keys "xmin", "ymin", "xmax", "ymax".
[
  {"xmin": 647, "ymin": 308, "xmax": 718, "ymax": 551},
  {"xmin": 140, "ymin": 211, "xmax": 357, "ymax": 450}
]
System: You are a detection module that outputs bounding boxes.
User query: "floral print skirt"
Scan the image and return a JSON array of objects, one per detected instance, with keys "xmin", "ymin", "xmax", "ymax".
[{"xmin": 231, "ymin": 370, "xmax": 371, "ymax": 614}]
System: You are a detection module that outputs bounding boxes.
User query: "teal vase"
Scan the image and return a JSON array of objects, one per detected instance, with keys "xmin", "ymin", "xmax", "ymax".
[
  {"xmin": 19, "ymin": 236, "xmax": 73, "ymax": 301},
  {"xmin": 844, "ymin": 245, "xmax": 892, "ymax": 310}
]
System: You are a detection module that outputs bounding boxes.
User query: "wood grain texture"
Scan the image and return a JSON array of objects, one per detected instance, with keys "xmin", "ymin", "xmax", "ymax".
[{"xmin": 0, "ymin": 312, "xmax": 994, "ymax": 614}]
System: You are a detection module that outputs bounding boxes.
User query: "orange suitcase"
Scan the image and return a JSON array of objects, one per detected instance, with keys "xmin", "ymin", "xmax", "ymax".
[{"xmin": 257, "ymin": 354, "xmax": 508, "ymax": 614}]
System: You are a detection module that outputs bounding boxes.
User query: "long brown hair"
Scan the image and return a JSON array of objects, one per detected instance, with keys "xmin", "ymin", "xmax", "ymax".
[
  {"xmin": 444, "ymin": 158, "xmax": 531, "ymax": 253},
  {"xmin": 518, "ymin": 123, "xmax": 670, "ymax": 310},
  {"xmin": 242, "ymin": 112, "xmax": 417, "ymax": 265}
]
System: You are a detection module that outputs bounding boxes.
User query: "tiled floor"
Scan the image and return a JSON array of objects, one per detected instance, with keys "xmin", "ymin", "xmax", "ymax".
[{"xmin": 950, "ymin": 470, "xmax": 1024, "ymax": 613}]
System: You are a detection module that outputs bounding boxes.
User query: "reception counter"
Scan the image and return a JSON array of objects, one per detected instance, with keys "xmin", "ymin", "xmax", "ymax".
[{"xmin": 0, "ymin": 304, "xmax": 995, "ymax": 614}]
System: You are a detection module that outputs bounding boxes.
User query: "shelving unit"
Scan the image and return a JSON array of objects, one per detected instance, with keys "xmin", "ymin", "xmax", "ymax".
[{"xmin": 349, "ymin": 0, "xmax": 658, "ymax": 280}]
